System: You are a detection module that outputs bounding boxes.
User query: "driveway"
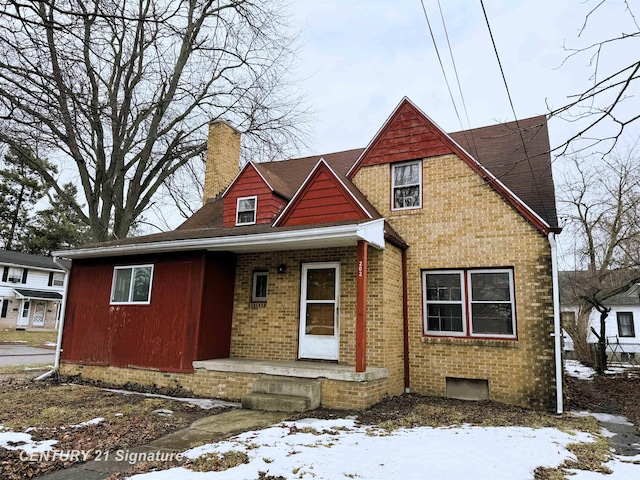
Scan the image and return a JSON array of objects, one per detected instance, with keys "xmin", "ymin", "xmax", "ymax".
[{"xmin": 0, "ymin": 345, "xmax": 55, "ymax": 366}]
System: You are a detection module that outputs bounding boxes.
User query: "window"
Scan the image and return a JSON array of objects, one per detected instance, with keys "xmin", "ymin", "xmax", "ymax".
[
  {"xmin": 617, "ymin": 312, "xmax": 635, "ymax": 337},
  {"xmin": 1, "ymin": 299, "xmax": 7, "ymax": 318},
  {"xmin": 252, "ymin": 271, "xmax": 268, "ymax": 302},
  {"xmin": 7, "ymin": 267, "xmax": 23, "ymax": 283},
  {"xmin": 392, "ymin": 160, "xmax": 422, "ymax": 210},
  {"xmin": 236, "ymin": 196, "xmax": 257, "ymax": 225},
  {"xmin": 423, "ymin": 269, "xmax": 516, "ymax": 338},
  {"xmin": 110, "ymin": 265, "xmax": 153, "ymax": 304},
  {"xmin": 49, "ymin": 272, "xmax": 64, "ymax": 287}
]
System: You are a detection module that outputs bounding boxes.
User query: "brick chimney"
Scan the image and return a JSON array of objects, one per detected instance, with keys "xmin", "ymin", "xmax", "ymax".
[{"xmin": 203, "ymin": 120, "xmax": 241, "ymax": 202}]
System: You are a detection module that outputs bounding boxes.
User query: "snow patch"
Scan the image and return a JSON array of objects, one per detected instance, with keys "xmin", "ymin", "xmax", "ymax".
[
  {"xmin": 102, "ymin": 388, "xmax": 240, "ymax": 410},
  {"xmin": 0, "ymin": 424, "xmax": 57, "ymax": 453},
  {"xmin": 129, "ymin": 419, "xmax": 597, "ymax": 480},
  {"xmin": 44, "ymin": 342, "xmax": 57, "ymax": 347},
  {"xmin": 571, "ymin": 411, "xmax": 634, "ymax": 426},
  {"xmin": 72, "ymin": 417, "xmax": 105, "ymax": 428},
  {"xmin": 565, "ymin": 360, "xmax": 596, "ymax": 380}
]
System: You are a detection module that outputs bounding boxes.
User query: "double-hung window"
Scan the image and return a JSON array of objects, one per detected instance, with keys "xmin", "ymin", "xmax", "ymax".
[
  {"xmin": 236, "ymin": 196, "xmax": 257, "ymax": 225},
  {"xmin": 423, "ymin": 268, "xmax": 516, "ymax": 338},
  {"xmin": 392, "ymin": 160, "xmax": 422, "ymax": 210},
  {"xmin": 110, "ymin": 265, "xmax": 153, "ymax": 304},
  {"xmin": 617, "ymin": 312, "xmax": 635, "ymax": 337}
]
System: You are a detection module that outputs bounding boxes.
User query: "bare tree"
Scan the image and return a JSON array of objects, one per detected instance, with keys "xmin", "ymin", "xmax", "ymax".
[
  {"xmin": 0, "ymin": 0, "xmax": 310, "ymax": 241},
  {"xmin": 560, "ymin": 143, "xmax": 640, "ymax": 372},
  {"xmin": 550, "ymin": 0, "xmax": 639, "ymax": 156}
]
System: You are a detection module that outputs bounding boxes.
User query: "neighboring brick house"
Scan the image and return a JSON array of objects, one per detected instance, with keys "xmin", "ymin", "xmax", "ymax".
[
  {"xmin": 55, "ymin": 98, "xmax": 563, "ymax": 411},
  {"xmin": 0, "ymin": 250, "xmax": 69, "ymax": 329}
]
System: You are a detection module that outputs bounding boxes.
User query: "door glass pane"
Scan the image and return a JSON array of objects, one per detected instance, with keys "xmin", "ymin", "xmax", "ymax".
[
  {"xmin": 112, "ymin": 268, "xmax": 132, "ymax": 302},
  {"xmin": 132, "ymin": 266, "xmax": 152, "ymax": 302},
  {"xmin": 22, "ymin": 301, "xmax": 30, "ymax": 317},
  {"xmin": 305, "ymin": 303, "xmax": 335, "ymax": 335},
  {"xmin": 306, "ymin": 268, "xmax": 335, "ymax": 300}
]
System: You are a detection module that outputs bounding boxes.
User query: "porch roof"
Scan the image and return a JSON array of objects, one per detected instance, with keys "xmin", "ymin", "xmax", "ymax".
[
  {"xmin": 14, "ymin": 288, "xmax": 62, "ymax": 301},
  {"xmin": 53, "ymin": 218, "xmax": 387, "ymax": 259}
]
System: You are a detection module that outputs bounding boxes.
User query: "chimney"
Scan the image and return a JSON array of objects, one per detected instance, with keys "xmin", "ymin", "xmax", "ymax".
[{"xmin": 203, "ymin": 120, "xmax": 241, "ymax": 202}]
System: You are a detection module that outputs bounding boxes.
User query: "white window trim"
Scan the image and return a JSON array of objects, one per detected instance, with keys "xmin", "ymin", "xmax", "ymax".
[
  {"xmin": 7, "ymin": 267, "xmax": 23, "ymax": 283},
  {"xmin": 52, "ymin": 272, "xmax": 65, "ymax": 287},
  {"xmin": 110, "ymin": 264, "xmax": 154, "ymax": 305},
  {"xmin": 391, "ymin": 160, "xmax": 422, "ymax": 211},
  {"xmin": 423, "ymin": 270, "xmax": 467, "ymax": 337},
  {"xmin": 252, "ymin": 271, "xmax": 268, "ymax": 302},
  {"xmin": 422, "ymin": 268, "xmax": 517, "ymax": 339},
  {"xmin": 467, "ymin": 269, "xmax": 517, "ymax": 339},
  {"xmin": 236, "ymin": 195, "xmax": 257, "ymax": 226}
]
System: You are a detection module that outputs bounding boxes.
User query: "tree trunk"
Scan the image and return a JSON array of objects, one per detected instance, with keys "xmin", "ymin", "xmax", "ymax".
[{"xmin": 595, "ymin": 310, "xmax": 609, "ymax": 374}]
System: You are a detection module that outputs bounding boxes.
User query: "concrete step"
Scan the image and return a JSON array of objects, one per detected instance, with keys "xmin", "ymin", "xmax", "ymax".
[
  {"xmin": 242, "ymin": 392, "xmax": 312, "ymax": 412},
  {"xmin": 252, "ymin": 376, "xmax": 321, "ymax": 408}
]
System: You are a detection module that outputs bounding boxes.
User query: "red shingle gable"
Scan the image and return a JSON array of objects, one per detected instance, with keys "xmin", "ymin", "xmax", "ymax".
[
  {"xmin": 222, "ymin": 163, "xmax": 286, "ymax": 227},
  {"xmin": 352, "ymin": 99, "xmax": 454, "ymax": 170},
  {"xmin": 276, "ymin": 160, "xmax": 370, "ymax": 227}
]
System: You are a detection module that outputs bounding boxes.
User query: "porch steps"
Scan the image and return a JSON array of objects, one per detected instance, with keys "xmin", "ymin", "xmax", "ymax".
[{"xmin": 241, "ymin": 376, "xmax": 321, "ymax": 413}]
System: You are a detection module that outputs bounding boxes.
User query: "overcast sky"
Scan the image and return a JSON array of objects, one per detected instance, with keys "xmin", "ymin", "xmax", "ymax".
[{"xmin": 289, "ymin": 0, "xmax": 639, "ymax": 160}]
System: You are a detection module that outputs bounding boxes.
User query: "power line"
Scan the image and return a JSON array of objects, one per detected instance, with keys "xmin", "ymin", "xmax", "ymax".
[
  {"xmin": 479, "ymin": 0, "xmax": 550, "ymax": 221},
  {"xmin": 419, "ymin": 0, "xmax": 465, "ymax": 132}
]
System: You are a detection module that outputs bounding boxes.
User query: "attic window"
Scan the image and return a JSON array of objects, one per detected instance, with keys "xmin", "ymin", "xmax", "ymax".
[
  {"xmin": 236, "ymin": 196, "xmax": 257, "ymax": 225},
  {"xmin": 392, "ymin": 160, "xmax": 422, "ymax": 210}
]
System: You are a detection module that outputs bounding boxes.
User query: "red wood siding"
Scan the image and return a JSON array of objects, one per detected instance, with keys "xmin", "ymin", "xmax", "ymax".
[
  {"xmin": 223, "ymin": 164, "xmax": 287, "ymax": 226},
  {"xmin": 355, "ymin": 100, "xmax": 454, "ymax": 169},
  {"xmin": 279, "ymin": 163, "xmax": 369, "ymax": 226},
  {"xmin": 197, "ymin": 252, "xmax": 236, "ymax": 360},
  {"xmin": 61, "ymin": 251, "xmax": 236, "ymax": 373}
]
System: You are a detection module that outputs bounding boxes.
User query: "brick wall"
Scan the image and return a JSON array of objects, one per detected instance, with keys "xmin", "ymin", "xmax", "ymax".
[{"xmin": 352, "ymin": 154, "xmax": 556, "ymax": 409}]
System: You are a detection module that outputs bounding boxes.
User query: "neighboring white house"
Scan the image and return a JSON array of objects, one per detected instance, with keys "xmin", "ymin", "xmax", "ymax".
[
  {"xmin": 0, "ymin": 250, "xmax": 69, "ymax": 330},
  {"xmin": 561, "ymin": 273, "xmax": 640, "ymax": 363}
]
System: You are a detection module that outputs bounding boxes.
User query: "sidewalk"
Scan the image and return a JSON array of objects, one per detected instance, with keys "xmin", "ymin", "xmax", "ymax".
[{"xmin": 39, "ymin": 409, "xmax": 288, "ymax": 480}]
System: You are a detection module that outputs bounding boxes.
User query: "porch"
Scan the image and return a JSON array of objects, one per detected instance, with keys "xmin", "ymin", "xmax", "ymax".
[{"xmin": 192, "ymin": 358, "xmax": 391, "ymax": 411}]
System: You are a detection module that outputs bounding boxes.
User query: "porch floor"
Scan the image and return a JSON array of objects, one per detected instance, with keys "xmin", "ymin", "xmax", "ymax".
[{"xmin": 193, "ymin": 358, "xmax": 388, "ymax": 382}]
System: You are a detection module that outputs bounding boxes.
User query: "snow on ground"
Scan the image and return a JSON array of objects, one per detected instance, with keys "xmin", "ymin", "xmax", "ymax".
[
  {"xmin": 128, "ymin": 419, "xmax": 607, "ymax": 480},
  {"xmin": 44, "ymin": 342, "xmax": 57, "ymax": 347},
  {"xmin": 569, "ymin": 455, "xmax": 640, "ymax": 479},
  {"xmin": 571, "ymin": 411, "xmax": 635, "ymax": 426},
  {"xmin": 102, "ymin": 388, "xmax": 240, "ymax": 409},
  {"xmin": 0, "ymin": 424, "xmax": 57, "ymax": 453},
  {"xmin": 72, "ymin": 417, "xmax": 105, "ymax": 428},
  {"xmin": 565, "ymin": 360, "xmax": 596, "ymax": 380}
]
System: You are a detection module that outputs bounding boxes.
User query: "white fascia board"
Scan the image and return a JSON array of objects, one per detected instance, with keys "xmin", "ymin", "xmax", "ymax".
[{"xmin": 53, "ymin": 219, "xmax": 386, "ymax": 259}]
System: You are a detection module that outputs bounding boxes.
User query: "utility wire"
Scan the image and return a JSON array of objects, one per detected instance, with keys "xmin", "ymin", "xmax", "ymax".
[
  {"xmin": 420, "ymin": 0, "xmax": 466, "ymax": 132},
  {"xmin": 479, "ymin": 0, "xmax": 550, "ymax": 221},
  {"xmin": 436, "ymin": 0, "xmax": 481, "ymax": 159}
]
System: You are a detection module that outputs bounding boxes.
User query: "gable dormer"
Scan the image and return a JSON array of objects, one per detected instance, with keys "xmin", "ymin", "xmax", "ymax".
[
  {"xmin": 274, "ymin": 159, "xmax": 372, "ymax": 227},
  {"xmin": 222, "ymin": 162, "xmax": 287, "ymax": 227}
]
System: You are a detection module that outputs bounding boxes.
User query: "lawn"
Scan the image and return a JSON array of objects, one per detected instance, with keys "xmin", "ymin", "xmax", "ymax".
[{"xmin": 0, "ymin": 329, "xmax": 58, "ymax": 347}]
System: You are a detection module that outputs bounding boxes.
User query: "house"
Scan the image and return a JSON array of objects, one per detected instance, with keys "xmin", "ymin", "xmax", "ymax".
[
  {"xmin": 0, "ymin": 250, "xmax": 69, "ymax": 329},
  {"xmin": 561, "ymin": 271, "xmax": 640, "ymax": 363},
  {"xmin": 54, "ymin": 98, "xmax": 562, "ymax": 411}
]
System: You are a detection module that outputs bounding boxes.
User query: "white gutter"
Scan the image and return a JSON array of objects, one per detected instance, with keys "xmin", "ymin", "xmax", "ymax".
[
  {"xmin": 548, "ymin": 232, "xmax": 563, "ymax": 414},
  {"xmin": 53, "ymin": 219, "xmax": 386, "ymax": 259},
  {"xmin": 35, "ymin": 255, "xmax": 71, "ymax": 381}
]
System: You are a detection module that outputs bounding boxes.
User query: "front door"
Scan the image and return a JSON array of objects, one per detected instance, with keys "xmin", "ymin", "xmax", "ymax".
[
  {"xmin": 17, "ymin": 300, "xmax": 30, "ymax": 327},
  {"xmin": 32, "ymin": 301, "xmax": 46, "ymax": 326},
  {"xmin": 299, "ymin": 262, "xmax": 340, "ymax": 360}
]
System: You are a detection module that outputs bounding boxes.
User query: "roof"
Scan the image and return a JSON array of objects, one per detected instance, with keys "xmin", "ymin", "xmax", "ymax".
[
  {"xmin": 0, "ymin": 250, "xmax": 69, "ymax": 271},
  {"xmin": 449, "ymin": 115, "xmax": 558, "ymax": 229},
  {"xmin": 14, "ymin": 288, "xmax": 63, "ymax": 300},
  {"xmin": 62, "ymin": 112, "xmax": 558, "ymax": 256},
  {"xmin": 560, "ymin": 270, "xmax": 640, "ymax": 306}
]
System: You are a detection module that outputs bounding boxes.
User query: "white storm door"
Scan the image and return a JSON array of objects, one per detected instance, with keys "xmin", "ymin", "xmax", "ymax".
[
  {"xmin": 17, "ymin": 300, "xmax": 30, "ymax": 327},
  {"xmin": 32, "ymin": 301, "xmax": 46, "ymax": 326},
  {"xmin": 299, "ymin": 262, "xmax": 340, "ymax": 360}
]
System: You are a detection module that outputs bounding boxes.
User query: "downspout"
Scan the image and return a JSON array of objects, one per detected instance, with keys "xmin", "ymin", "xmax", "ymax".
[
  {"xmin": 402, "ymin": 249, "xmax": 410, "ymax": 393},
  {"xmin": 35, "ymin": 256, "xmax": 71, "ymax": 381},
  {"xmin": 548, "ymin": 232, "xmax": 563, "ymax": 414}
]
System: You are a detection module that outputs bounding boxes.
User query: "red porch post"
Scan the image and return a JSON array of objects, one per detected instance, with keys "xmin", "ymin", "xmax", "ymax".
[{"xmin": 356, "ymin": 240, "xmax": 367, "ymax": 372}]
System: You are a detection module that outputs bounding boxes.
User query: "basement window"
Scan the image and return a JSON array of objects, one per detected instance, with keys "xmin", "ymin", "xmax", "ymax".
[
  {"xmin": 423, "ymin": 268, "xmax": 516, "ymax": 339},
  {"xmin": 392, "ymin": 160, "xmax": 422, "ymax": 210},
  {"xmin": 252, "ymin": 271, "xmax": 268, "ymax": 302},
  {"xmin": 236, "ymin": 196, "xmax": 257, "ymax": 225},
  {"xmin": 110, "ymin": 265, "xmax": 154, "ymax": 304}
]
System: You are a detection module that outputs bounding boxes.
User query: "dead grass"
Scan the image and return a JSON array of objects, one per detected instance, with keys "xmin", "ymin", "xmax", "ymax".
[
  {"xmin": 0, "ymin": 363, "xmax": 51, "ymax": 375},
  {"xmin": 189, "ymin": 450, "xmax": 249, "ymax": 472},
  {"xmin": 0, "ymin": 329, "xmax": 57, "ymax": 347}
]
